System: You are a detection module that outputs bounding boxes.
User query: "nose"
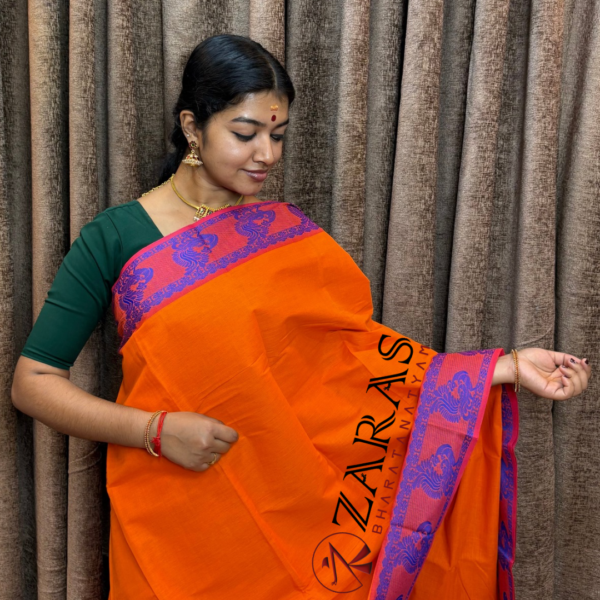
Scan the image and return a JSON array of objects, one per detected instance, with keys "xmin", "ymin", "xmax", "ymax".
[{"xmin": 253, "ymin": 134, "xmax": 276, "ymax": 167}]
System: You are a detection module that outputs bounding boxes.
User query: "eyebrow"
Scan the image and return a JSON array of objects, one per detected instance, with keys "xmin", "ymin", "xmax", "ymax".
[{"xmin": 230, "ymin": 117, "xmax": 290, "ymax": 129}]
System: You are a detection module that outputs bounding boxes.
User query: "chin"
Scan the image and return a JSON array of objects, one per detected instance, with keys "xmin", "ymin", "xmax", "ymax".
[
  {"xmin": 223, "ymin": 183, "xmax": 255, "ymax": 198},
  {"xmin": 241, "ymin": 181, "xmax": 265, "ymax": 195}
]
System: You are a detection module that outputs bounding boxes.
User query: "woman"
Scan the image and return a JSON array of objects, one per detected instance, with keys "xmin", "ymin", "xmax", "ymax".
[{"xmin": 11, "ymin": 34, "xmax": 591, "ymax": 600}]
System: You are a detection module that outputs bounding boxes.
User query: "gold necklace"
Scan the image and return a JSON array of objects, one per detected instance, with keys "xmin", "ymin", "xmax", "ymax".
[
  {"xmin": 140, "ymin": 177, "xmax": 170, "ymax": 197},
  {"xmin": 170, "ymin": 174, "xmax": 244, "ymax": 222}
]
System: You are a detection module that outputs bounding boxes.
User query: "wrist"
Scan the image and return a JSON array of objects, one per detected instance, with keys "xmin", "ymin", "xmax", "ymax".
[
  {"xmin": 149, "ymin": 415, "xmax": 160, "ymax": 450},
  {"xmin": 143, "ymin": 410, "xmax": 165, "ymax": 455},
  {"xmin": 492, "ymin": 354, "xmax": 514, "ymax": 386},
  {"xmin": 132, "ymin": 410, "xmax": 153, "ymax": 449}
]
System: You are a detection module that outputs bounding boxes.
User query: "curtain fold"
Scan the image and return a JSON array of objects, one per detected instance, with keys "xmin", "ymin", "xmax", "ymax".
[
  {"xmin": 554, "ymin": 2, "xmax": 600, "ymax": 599},
  {"xmin": 431, "ymin": 0, "xmax": 475, "ymax": 352},
  {"xmin": 445, "ymin": 0, "xmax": 511, "ymax": 352},
  {"xmin": 329, "ymin": 0, "xmax": 371, "ymax": 264},
  {"xmin": 0, "ymin": 2, "xmax": 35, "ymax": 598},
  {"xmin": 0, "ymin": 6, "xmax": 31, "ymax": 599},
  {"xmin": 381, "ymin": 0, "xmax": 444, "ymax": 345},
  {"xmin": 107, "ymin": 0, "xmax": 164, "ymax": 204},
  {"xmin": 249, "ymin": 0, "xmax": 285, "ymax": 204},
  {"xmin": 29, "ymin": 1, "xmax": 70, "ymax": 598},
  {"xmin": 285, "ymin": 0, "xmax": 343, "ymax": 232},
  {"xmin": 1, "ymin": 1, "xmax": 598, "ymax": 598},
  {"xmin": 510, "ymin": 2, "xmax": 565, "ymax": 596},
  {"xmin": 362, "ymin": 0, "xmax": 406, "ymax": 322},
  {"xmin": 67, "ymin": 3, "xmax": 106, "ymax": 597}
]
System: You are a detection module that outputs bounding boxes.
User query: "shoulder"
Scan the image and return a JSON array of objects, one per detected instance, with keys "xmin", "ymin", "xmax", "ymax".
[
  {"xmin": 66, "ymin": 209, "xmax": 125, "ymax": 286},
  {"xmin": 79, "ymin": 200, "xmax": 157, "ymax": 247},
  {"xmin": 248, "ymin": 199, "xmax": 311, "ymax": 220},
  {"xmin": 81, "ymin": 200, "xmax": 163, "ymax": 278},
  {"xmin": 92, "ymin": 199, "xmax": 145, "ymax": 229},
  {"xmin": 78, "ymin": 200, "xmax": 138, "ymax": 236},
  {"xmin": 277, "ymin": 200, "xmax": 313, "ymax": 221},
  {"xmin": 72, "ymin": 200, "xmax": 153, "ymax": 280}
]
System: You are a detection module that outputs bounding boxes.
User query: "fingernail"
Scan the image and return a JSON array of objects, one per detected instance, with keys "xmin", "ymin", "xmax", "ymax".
[
  {"xmin": 585, "ymin": 359, "xmax": 589, "ymax": 365},
  {"xmin": 570, "ymin": 358, "xmax": 576, "ymax": 364}
]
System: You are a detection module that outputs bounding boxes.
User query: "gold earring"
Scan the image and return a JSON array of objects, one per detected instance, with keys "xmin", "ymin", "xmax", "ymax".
[{"xmin": 182, "ymin": 140, "xmax": 203, "ymax": 167}]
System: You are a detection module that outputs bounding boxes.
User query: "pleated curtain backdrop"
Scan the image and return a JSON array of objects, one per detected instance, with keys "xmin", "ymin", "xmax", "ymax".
[{"xmin": 0, "ymin": 0, "xmax": 598, "ymax": 598}]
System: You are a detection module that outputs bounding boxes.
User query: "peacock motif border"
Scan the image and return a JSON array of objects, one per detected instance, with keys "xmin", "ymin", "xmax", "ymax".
[
  {"xmin": 112, "ymin": 202, "xmax": 321, "ymax": 350},
  {"xmin": 498, "ymin": 383, "xmax": 519, "ymax": 600},
  {"xmin": 370, "ymin": 348, "xmax": 518, "ymax": 600}
]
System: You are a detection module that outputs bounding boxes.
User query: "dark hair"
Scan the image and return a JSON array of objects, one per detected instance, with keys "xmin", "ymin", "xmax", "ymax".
[{"xmin": 158, "ymin": 34, "xmax": 295, "ymax": 184}]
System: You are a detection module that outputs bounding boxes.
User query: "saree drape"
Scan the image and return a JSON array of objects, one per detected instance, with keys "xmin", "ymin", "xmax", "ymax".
[{"xmin": 109, "ymin": 200, "xmax": 518, "ymax": 599}]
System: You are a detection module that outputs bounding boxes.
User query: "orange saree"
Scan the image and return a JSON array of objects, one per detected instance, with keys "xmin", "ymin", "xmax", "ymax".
[{"xmin": 108, "ymin": 201, "xmax": 518, "ymax": 599}]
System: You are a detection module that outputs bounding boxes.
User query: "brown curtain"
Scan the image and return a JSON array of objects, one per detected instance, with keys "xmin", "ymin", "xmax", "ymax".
[{"xmin": 1, "ymin": 0, "xmax": 598, "ymax": 598}]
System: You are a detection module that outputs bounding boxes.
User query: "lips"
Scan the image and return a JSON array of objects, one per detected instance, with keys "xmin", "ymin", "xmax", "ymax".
[{"xmin": 243, "ymin": 170, "xmax": 268, "ymax": 182}]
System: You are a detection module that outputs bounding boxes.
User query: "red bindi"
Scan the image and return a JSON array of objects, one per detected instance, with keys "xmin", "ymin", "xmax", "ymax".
[{"xmin": 271, "ymin": 115, "xmax": 277, "ymax": 122}]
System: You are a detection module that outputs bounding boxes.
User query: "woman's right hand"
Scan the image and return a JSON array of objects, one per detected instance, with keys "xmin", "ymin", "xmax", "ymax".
[{"xmin": 151, "ymin": 411, "xmax": 239, "ymax": 472}]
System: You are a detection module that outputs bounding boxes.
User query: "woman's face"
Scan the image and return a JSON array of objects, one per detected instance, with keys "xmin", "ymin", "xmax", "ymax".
[{"xmin": 181, "ymin": 90, "xmax": 290, "ymax": 196}]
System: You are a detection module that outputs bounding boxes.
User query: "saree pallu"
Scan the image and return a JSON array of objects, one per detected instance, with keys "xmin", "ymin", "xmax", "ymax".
[{"xmin": 108, "ymin": 201, "xmax": 518, "ymax": 600}]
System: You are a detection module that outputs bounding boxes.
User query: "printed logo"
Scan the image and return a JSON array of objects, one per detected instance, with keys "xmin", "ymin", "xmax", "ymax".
[{"xmin": 312, "ymin": 533, "xmax": 373, "ymax": 593}]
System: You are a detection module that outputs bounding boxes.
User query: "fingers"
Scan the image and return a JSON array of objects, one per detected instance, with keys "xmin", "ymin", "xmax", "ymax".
[
  {"xmin": 558, "ymin": 356, "xmax": 590, "ymax": 399},
  {"xmin": 581, "ymin": 357, "xmax": 592, "ymax": 375},
  {"xmin": 202, "ymin": 415, "xmax": 226, "ymax": 425},
  {"xmin": 576, "ymin": 357, "xmax": 591, "ymax": 391},
  {"xmin": 194, "ymin": 460, "xmax": 216, "ymax": 473},
  {"xmin": 549, "ymin": 351, "xmax": 581, "ymax": 369},
  {"xmin": 212, "ymin": 421, "xmax": 239, "ymax": 444},
  {"xmin": 203, "ymin": 451, "xmax": 221, "ymax": 468},
  {"xmin": 190, "ymin": 419, "xmax": 237, "ymax": 469},
  {"xmin": 558, "ymin": 363, "xmax": 577, "ymax": 397},
  {"xmin": 211, "ymin": 438, "xmax": 232, "ymax": 454},
  {"xmin": 189, "ymin": 451, "xmax": 222, "ymax": 473},
  {"xmin": 160, "ymin": 412, "xmax": 239, "ymax": 472}
]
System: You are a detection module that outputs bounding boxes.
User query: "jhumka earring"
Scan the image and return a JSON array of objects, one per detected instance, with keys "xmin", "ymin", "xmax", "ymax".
[{"xmin": 182, "ymin": 140, "xmax": 203, "ymax": 167}]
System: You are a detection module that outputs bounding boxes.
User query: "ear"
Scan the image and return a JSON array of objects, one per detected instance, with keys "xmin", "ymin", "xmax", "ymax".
[{"xmin": 179, "ymin": 110, "xmax": 200, "ymax": 142}]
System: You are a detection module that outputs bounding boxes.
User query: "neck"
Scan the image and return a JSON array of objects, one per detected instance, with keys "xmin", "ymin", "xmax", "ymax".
[{"xmin": 172, "ymin": 164, "xmax": 242, "ymax": 209}]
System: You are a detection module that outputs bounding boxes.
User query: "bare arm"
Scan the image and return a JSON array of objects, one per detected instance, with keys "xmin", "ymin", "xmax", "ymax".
[
  {"xmin": 11, "ymin": 356, "xmax": 238, "ymax": 471},
  {"xmin": 12, "ymin": 356, "xmax": 152, "ymax": 447}
]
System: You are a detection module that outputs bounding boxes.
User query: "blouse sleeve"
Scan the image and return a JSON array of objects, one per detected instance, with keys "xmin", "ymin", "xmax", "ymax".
[{"xmin": 20, "ymin": 212, "xmax": 123, "ymax": 370}]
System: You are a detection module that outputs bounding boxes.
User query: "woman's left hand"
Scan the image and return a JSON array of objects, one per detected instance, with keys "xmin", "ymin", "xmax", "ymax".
[{"xmin": 509, "ymin": 348, "xmax": 592, "ymax": 400}]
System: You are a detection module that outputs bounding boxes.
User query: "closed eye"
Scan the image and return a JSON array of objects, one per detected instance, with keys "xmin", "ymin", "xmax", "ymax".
[{"xmin": 234, "ymin": 133, "xmax": 285, "ymax": 142}]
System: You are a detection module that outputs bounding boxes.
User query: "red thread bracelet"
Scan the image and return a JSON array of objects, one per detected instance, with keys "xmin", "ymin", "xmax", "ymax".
[{"xmin": 151, "ymin": 411, "xmax": 168, "ymax": 457}]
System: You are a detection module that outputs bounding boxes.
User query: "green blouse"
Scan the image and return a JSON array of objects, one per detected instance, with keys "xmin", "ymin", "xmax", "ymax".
[{"xmin": 20, "ymin": 200, "xmax": 164, "ymax": 370}]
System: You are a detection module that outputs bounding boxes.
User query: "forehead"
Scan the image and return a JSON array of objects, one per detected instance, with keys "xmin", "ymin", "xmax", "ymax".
[{"xmin": 221, "ymin": 91, "xmax": 289, "ymax": 118}]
